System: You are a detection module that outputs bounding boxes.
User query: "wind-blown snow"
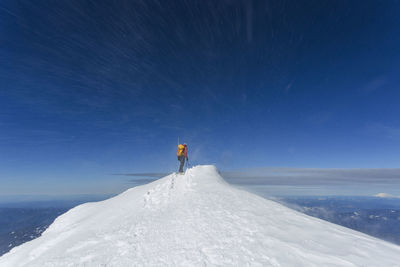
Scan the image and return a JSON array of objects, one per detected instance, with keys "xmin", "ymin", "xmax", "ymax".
[{"xmin": 1, "ymin": 165, "xmax": 400, "ymax": 266}]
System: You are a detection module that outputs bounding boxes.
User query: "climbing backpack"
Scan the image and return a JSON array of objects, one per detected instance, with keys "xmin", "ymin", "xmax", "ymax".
[{"xmin": 177, "ymin": 144, "xmax": 185, "ymax": 157}]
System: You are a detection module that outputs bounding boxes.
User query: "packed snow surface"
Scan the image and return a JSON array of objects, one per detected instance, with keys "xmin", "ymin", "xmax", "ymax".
[{"xmin": 1, "ymin": 165, "xmax": 400, "ymax": 266}]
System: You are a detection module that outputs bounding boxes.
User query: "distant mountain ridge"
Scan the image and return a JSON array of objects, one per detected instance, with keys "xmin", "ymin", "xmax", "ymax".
[{"xmin": 1, "ymin": 165, "xmax": 400, "ymax": 266}]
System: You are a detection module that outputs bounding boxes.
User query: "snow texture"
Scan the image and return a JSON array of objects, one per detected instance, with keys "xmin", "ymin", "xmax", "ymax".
[{"xmin": 1, "ymin": 165, "xmax": 400, "ymax": 266}]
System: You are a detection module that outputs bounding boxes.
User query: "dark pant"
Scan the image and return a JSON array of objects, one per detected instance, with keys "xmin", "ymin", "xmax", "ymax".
[{"xmin": 178, "ymin": 156, "xmax": 185, "ymax": 173}]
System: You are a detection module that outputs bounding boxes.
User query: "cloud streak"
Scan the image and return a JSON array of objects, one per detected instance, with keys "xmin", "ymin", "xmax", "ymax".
[
  {"xmin": 115, "ymin": 168, "xmax": 400, "ymax": 187},
  {"xmin": 113, "ymin": 173, "xmax": 169, "ymax": 178},
  {"xmin": 220, "ymin": 168, "xmax": 400, "ymax": 186}
]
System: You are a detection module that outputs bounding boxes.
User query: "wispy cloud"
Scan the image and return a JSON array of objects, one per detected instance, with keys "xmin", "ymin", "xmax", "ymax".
[
  {"xmin": 361, "ymin": 76, "xmax": 388, "ymax": 93},
  {"xmin": 221, "ymin": 168, "xmax": 400, "ymax": 186},
  {"xmin": 113, "ymin": 173, "xmax": 168, "ymax": 178},
  {"xmin": 366, "ymin": 123, "xmax": 400, "ymax": 141},
  {"xmin": 113, "ymin": 168, "xmax": 400, "ymax": 188},
  {"xmin": 305, "ymin": 111, "xmax": 332, "ymax": 125}
]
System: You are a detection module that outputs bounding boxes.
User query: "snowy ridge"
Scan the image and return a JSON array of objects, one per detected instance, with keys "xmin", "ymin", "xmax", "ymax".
[{"xmin": 1, "ymin": 165, "xmax": 400, "ymax": 266}]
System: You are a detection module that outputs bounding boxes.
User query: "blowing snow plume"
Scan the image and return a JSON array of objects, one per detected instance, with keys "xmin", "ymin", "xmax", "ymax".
[{"xmin": 1, "ymin": 165, "xmax": 399, "ymax": 266}]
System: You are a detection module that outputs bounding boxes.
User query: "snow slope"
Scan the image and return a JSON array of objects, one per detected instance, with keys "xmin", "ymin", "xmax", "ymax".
[{"xmin": 1, "ymin": 165, "xmax": 400, "ymax": 266}]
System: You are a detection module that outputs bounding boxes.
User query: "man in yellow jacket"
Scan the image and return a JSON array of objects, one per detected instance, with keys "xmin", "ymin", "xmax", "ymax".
[{"xmin": 177, "ymin": 143, "xmax": 188, "ymax": 173}]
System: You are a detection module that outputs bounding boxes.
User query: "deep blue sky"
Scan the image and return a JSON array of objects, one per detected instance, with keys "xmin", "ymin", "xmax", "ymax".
[{"xmin": 1, "ymin": 0, "xmax": 400, "ymax": 196}]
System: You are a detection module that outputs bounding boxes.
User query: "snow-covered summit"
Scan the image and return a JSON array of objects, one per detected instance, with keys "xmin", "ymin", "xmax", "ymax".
[{"xmin": 1, "ymin": 165, "xmax": 400, "ymax": 266}]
